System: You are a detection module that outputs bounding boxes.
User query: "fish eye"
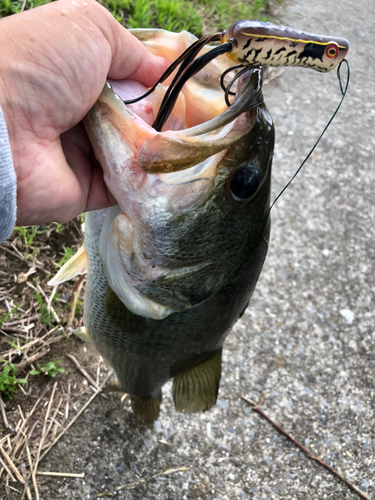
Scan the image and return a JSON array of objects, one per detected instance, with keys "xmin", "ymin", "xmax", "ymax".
[
  {"xmin": 325, "ymin": 43, "xmax": 339, "ymax": 58},
  {"xmin": 230, "ymin": 167, "xmax": 259, "ymax": 201}
]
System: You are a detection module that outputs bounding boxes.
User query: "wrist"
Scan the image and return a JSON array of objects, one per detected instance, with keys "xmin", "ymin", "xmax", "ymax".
[{"xmin": 0, "ymin": 20, "xmax": 22, "ymax": 177}]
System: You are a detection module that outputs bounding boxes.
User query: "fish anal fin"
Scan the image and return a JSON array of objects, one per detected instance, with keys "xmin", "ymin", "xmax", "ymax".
[
  {"xmin": 130, "ymin": 392, "xmax": 162, "ymax": 423},
  {"xmin": 172, "ymin": 349, "xmax": 222, "ymax": 414},
  {"xmin": 48, "ymin": 245, "xmax": 87, "ymax": 286}
]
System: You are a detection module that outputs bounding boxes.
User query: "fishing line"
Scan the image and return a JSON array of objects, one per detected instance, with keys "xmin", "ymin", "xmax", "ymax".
[
  {"xmin": 152, "ymin": 42, "xmax": 233, "ymax": 131},
  {"xmin": 266, "ymin": 58, "xmax": 350, "ymax": 222},
  {"xmin": 224, "ymin": 66, "xmax": 253, "ymax": 107},
  {"xmin": 220, "ymin": 64, "xmax": 244, "ymax": 95},
  {"xmin": 123, "ymin": 33, "xmax": 221, "ymax": 105}
]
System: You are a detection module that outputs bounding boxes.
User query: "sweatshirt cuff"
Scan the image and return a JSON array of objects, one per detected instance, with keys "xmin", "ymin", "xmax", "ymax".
[{"xmin": 0, "ymin": 105, "xmax": 16, "ymax": 242}]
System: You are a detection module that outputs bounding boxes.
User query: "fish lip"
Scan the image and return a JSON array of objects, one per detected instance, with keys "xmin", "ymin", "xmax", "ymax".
[{"xmin": 172, "ymin": 67, "xmax": 263, "ymax": 137}]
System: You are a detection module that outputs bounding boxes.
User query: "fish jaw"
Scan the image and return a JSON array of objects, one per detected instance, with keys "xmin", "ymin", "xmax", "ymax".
[
  {"xmin": 129, "ymin": 29, "xmax": 229, "ymax": 128},
  {"xmin": 84, "ymin": 70, "xmax": 268, "ymax": 320},
  {"xmin": 84, "ymin": 82, "xmax": 158, "ymax": 208}
]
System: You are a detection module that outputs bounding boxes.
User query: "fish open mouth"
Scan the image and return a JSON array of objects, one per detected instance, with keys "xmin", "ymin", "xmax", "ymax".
[
  {"xmin": 83, "ymin": 27, "xmax": 267, "ymax": 217},
  {"xmin": 82, "ymin": 30, "xmax": 271, "ymax": 320}
]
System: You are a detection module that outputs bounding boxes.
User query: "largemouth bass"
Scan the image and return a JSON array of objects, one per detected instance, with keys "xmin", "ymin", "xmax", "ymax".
[{"xmin": 50, "ymin": 28, "xmax": 274, "ymax": 421}]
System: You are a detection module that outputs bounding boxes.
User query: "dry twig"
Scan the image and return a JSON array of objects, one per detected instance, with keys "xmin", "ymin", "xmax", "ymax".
[
  {"xmin": 0, "ymin": 394, "xmax": 9, "ymax": 429},
  {"xmin": 241, "ymin": 388, "xmax": 370, "ymax": 500},
  {"xmin": 23, "ymin": 432, "xmax": 39, "ymax": 500},
  {"xmin": 68, "ymin": 274, "xmax": 86, "ymax": 328},
  {"xmin": 66, "ymin": 354, "xmax": 100, "ymax": 390},
  {"xmin": 38, "ymin": 369, "xmax": 113, "ymax": 463},
  {"xmin": 0, "ymin": 454, "xmax": 17, "ymax": 483},
  {"xmin": 0, "ymin": 444, "xmax": 25, "ymax": 484},
  {"xmin": 36, "ymin": 471, "xmax": 85, "ymax": 478},
  {"xmin": 95, "ymin": 467, "xmax": 191, "ymax": 497}
]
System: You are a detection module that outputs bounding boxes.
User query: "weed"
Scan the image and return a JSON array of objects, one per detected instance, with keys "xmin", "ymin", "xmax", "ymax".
[
  {"xmin": 78, "ymin": 214, "xmax": 86, "ymax": 226},
  {"xmin": 56, "ymin": 245, "xmax": 74, "ymax": 268},
  {"xmin": 29, "ymin": 360, "xmax": 65, "ymax": 378},
  {"xmin": 0, "ymin": 0, "xmax": 51, "ymax": 17},
  {"xmin": 0, "ymin": 363, "xmax": 27, "ymax": 399},
  {"xmin": 14, "ymin": 226, "xmax": 42, "ymax": 249},
  {"xmin": 34, "ymin": 290, "xmax": 56, "ymax": 325},
  {"xmin": 0, "ymin": 305, "xmax": 20, "ymax": 326},
  {"xmin": 92, "ymin": 0, "xmax": 273, "ymax": 35},
  {"xmin": 75, "ymin": 298, "xmax": 83, "ymax": 316},
  {"xmin": 6, "ymin": 339, "xmax": 23, "ymax": 350},
  {"xmin": 1, "ymin": 0, "xmax": 273, "ymax": 40},
  {"xmin": 154, "ymin": 0, "xmax": 201, "ymax": 32},
  {"xmin": 53, "ymin": 222, "xmax": 66, "ymax": 234}
]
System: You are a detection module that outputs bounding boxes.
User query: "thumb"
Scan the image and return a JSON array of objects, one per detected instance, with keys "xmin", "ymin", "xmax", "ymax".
[
  {"xmin": 70, "ymin": 0, "xmax": 168, "ymax": 87},
  {"xmin": 107, "ymin": 22, "xmax": 168, "ymax": 86}
]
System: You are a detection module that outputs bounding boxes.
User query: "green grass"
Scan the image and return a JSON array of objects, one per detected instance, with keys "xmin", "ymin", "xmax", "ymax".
[
  {"xmin": 0, "ymin": 305, "xmax": 20, "ymax": 326},
  {"xmin": 34, "ymin": 289, "xmax": 56, "ymax": 325},
  {"xmin": 14, "ymin": 225, "xmax": 49, "ymax": 251},
  {"xmin": 29, "ymin": 360, "xmax": 65, "ymax": 378},
  {"xmin": 56, "ymin": 245, "xmax": 74, "ymax": 268},
  {"xmin": 0, "ymin": 363, "xmax": 27, "ymax": 400},
  {"xmin": 0, "ymin": 0, "xmax": 274, "ymax": 34},
  {"xmin": 0, "ymin": 0, "xmax": 49, "ymax": 16},
  {"xmin": 53, "ymin": 222, "xmax": 66, "ymax": 234}
]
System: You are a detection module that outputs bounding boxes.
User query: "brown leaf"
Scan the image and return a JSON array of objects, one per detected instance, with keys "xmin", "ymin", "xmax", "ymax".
[{"xmin": 16, "ymin": 267, "xmax": 36, "ymax": 284}]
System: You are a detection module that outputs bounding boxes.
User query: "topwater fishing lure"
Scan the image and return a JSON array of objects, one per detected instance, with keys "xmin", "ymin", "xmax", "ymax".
[{"xmin": 125, "ymin": 20, "xmax": 349, "ymax": 133}]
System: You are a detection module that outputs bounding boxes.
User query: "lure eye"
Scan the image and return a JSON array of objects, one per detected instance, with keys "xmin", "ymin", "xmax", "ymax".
[
  {"xmin": 325, "ymin": 43, "xmax": 339, "ymax": 58},
  {"xmin": 230, "ymin": 167, "xmax": 259, "ymax": 201}
]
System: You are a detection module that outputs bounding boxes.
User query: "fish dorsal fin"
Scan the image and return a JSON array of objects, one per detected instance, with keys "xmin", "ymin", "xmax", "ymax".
[
  {"xmin": 47, "ymin": 245, "xmax": 87, "ymax": 286},
  {"xmin": 172, "ymin": 349, "xmax": 222, "ymax": 413}
]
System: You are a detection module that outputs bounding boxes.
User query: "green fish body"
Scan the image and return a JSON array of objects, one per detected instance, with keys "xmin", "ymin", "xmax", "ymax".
[{"xmin": 84, "ymin": 103, "xmax": 273, "ymax": 421}]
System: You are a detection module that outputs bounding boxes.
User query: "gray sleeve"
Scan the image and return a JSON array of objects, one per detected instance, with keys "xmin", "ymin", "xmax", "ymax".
[{"xmin": 0, "ymin": 106, "xmax": 17, "ymax": 242}]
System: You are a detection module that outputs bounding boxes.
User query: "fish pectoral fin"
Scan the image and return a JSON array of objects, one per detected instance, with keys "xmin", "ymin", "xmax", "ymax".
[
  {"xmin": 172, "ymin": 349, "xmax": 222, "ymax": 413},
  {"xmin": 47, "ymin": 245, "xmax": 88, "ymax": 286},
  {"xmin": 130, "ymin": 392, "xmax": 162, "ymax": 423},
  {"xmin": 103, "ymin": 377, "xmax": 123, "ymax": 393},
  {"xmin": 70, "ymin": 326, "xmax": 92, "ymax": 345}
]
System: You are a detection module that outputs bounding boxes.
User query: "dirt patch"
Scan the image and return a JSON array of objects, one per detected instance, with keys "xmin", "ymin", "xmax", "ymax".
[{"xmin": 0, "ymin": 220, "xmax": 114, "ymax": 499}]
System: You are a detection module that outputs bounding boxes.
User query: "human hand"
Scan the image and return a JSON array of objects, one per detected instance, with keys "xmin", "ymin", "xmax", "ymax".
[{"xmin": 0, "ymin": 0, "xmax": 166, "ymax": 225}]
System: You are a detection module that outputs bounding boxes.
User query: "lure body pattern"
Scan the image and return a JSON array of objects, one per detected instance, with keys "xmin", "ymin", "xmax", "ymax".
[{"xmin": 222, "ymin": 20, "xmax": 349, "ymax": 72}]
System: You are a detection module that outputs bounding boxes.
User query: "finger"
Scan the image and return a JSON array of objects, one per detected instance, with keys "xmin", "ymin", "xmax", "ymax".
[
  {"xmin": 16, "ymin": 126, "xmax": 116, "ymax": 225},
  {"xmin": 61, "ymin": 125, "xmax": 117, "ymax": 212},
  {"xmin": 16, "ymin": 138, "xmax": 87, "ymax": 225},
  {"xmin": 106, "ymin": 23, "xmax": 168, "ymax": 86}
]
